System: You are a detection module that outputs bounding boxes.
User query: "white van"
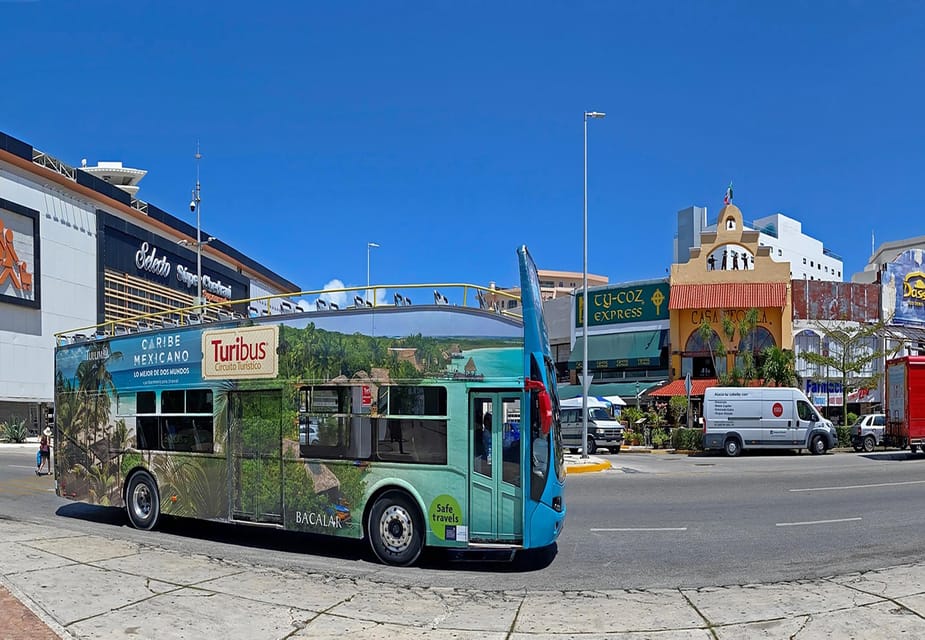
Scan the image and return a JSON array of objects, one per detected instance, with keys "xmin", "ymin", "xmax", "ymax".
[
  {"xmin": 559, "ymin": 397, "xmax": 623, "ymax": 455},
  {"xmin": 703, "ymin": 387, "xmax": 837, "ymax": 456}
]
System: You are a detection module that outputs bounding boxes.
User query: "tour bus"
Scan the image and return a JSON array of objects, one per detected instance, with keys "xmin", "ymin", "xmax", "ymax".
[{"xmin": 53, "ymin": 247, "xmax": 564, "ymax": 566}]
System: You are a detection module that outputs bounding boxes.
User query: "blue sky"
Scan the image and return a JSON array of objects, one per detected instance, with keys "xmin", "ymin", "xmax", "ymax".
[{"xmin": 2, "ymin": 2, "xmax": 923, "ymax": 296}]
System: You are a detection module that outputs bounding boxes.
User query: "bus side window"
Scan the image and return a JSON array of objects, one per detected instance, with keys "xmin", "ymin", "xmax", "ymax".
[{"xmin": 137, "ymin": 416, "xmax": 158, "ymax": 450}]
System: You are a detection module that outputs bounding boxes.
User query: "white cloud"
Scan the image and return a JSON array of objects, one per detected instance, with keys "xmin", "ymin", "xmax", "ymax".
[
  {"xmin": 296, "ymin": 279, "xmax": 391, "ymax": 310},
  {"xmin": 319, "ymin": 279, "xmax": 348, "ymax": 309}
]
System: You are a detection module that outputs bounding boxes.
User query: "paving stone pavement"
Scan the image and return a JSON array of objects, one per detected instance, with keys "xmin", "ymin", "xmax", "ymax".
[{"xmin": 4, "ymin": 518, "xmax": 925, "ymax": 639}]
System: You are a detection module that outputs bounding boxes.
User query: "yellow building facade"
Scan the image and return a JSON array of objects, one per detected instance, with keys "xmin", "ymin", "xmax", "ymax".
[{"xmin": 668, "ymin": 204, "xmax": 793, "ymax": 382}]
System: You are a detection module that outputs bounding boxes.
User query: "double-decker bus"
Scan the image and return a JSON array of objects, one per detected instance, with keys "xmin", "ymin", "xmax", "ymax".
[{"xmin": 53, "ymin": 247, "xmax": 564, "ymax": 566}]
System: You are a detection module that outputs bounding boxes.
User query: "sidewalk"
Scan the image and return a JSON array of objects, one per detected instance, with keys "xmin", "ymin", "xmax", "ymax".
[{"xmin": 4, "ymin": 517, "xmax": 925, "ymax": 638}]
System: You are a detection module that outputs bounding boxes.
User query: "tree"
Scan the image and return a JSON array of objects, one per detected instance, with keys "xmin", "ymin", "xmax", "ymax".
[
  {"xmin": 761, "ymin": 346, "xmax": 797, "ymax": 387},
  {"xmin": 697, "ymin": 318, "xmax": 723, "ymax": 378},
  {"xmin": 798, "ymin": 319, "xmax": 894, "ymax": 427},
  {"xmin": 698, "ymin": 308, "xmax": 760, "ymax": 386},
  {"xmin": 668, "ymin": 395, "xmax": 688, "ymax": 427}
]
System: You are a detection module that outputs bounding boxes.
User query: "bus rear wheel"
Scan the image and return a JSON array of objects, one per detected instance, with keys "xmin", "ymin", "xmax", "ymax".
[
  {"xmin": 368, "ymin": 491, "xmax": 423, "ymax": 567},
  {"xmin": 125, "ymin": 470, "xmax": 160, "ymax": 530}
]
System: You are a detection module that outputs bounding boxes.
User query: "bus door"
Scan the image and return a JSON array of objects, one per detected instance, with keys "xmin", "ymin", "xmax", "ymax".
[
  {"xmin": 229, "ymin": 390, "xmax": 283, "ymax": 524},
  {"xmin": 469, "ymin": 392, "xmax": 523, "ymax": 543}
]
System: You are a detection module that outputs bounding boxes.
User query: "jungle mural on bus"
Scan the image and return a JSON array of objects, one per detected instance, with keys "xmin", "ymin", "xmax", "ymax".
[{"xmin": 55, "ymin": 311, "xmax": 523, "ymax": 536}]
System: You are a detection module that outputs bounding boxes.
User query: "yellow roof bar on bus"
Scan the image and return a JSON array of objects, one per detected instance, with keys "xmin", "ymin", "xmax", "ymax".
[{"xmin": 55, "ymin": 282, "xmax": 523, "ymax": 344}]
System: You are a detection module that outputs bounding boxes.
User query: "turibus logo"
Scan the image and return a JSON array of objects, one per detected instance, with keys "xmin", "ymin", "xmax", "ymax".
[{"xmin": 202, "ymin": 325, "xmax": 279, "ymax": 380}]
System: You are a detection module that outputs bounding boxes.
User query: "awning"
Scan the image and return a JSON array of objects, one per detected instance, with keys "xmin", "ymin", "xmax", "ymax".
[
  {"xmin": 880, "ymin": 324, "xmax": 925, "ymax": 345},
  {"xmin": 649, "ymin": 378, "xmax": 719, "ymax": 397},
  {"xmin": 649, "ymin": 378, "xmax": 766, "ymax": 397},
  {"xmin": 568, "ymin": 330, "xmax": 667, "ymax": 369},
  {"xmin": 557, "ymin": 381, "xmax": 666, "ymax": 400},
  {"xmin": 669, "ymin": 283, "xmax": 787, "ymax": 310}
]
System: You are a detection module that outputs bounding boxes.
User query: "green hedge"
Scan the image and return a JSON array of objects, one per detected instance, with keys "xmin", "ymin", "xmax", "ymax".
[
  {"xmin": 671, "ymin": 427, "xmax": 703, "ymax": 451},
  {"xmin": 836, "ymin": 425, "xmax": 853, "ymax": 448},
  {"xmin": 665, "ymin": 425, "xmax": 854, "ymax": 450}
]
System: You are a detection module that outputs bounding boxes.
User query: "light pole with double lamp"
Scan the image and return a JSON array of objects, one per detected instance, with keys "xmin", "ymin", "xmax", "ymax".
[
  {"xmin": 178, "ymin": 145, "xmax": 214, "ymax": 313},
  {"xmin": 367, "ymin": 242, "xmax": 380, "ymax": 304},
  {"xmin": 581, "ymin": 110, "xmax": 606, "ymax": 459}
]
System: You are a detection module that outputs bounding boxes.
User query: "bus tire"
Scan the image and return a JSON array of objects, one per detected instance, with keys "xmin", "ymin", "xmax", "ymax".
[
  {"xmin": 367, "ymin": 491, "xmax": 424, "ymax": 567},
  {"xmin": 125, "ymin": 470, "xmax": 160, "ymax": 531}
]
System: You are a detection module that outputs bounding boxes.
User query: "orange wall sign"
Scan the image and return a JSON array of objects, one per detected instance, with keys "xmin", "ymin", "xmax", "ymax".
[{"xmin": 0, "ymin": 199, "xmax": 40, "ymax": 308}]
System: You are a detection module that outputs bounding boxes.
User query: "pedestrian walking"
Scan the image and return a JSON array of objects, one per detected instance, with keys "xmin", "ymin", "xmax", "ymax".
[{"xmin": 36, "ymin": 429, "xmax": 51, "ymax": 475}]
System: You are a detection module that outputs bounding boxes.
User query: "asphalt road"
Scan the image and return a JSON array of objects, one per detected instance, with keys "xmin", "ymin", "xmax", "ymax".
[{"xmin": 4, "ymin": 445, "xmax": 925, "ymax": 591}]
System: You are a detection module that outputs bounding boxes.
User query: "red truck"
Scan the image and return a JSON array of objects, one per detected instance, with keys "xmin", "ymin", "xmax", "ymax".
[{"xmin": 884, "ymin": 356, "xmax": 925, "ymax": 452}]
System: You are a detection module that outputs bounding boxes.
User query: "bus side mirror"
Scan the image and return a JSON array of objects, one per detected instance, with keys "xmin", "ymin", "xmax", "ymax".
[
  {"xmin": 538, "ymin": 390, "xmax": 552, "ymax": 436},
  {"xmin": 525, "ymin": 379, "xmax": 553, "ymax": 436}
]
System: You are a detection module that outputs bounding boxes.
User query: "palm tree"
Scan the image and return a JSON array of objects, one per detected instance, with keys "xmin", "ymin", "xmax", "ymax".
[
  {"xmin": 697, "ymin": 318, "xmax": 723, "ymax": 377},
  {"xmin": 761, "ymin": 346, "xmax": 797, "ymax": 387},
  {"xmin": 75, "ymin": 347, "xmax": 122, "ymax": 451}
]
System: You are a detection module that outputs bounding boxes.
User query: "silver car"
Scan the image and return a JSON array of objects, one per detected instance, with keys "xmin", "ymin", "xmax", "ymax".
[{"xmin": 851, "ymin": 413, "xmax": 885, "ymax": 453}]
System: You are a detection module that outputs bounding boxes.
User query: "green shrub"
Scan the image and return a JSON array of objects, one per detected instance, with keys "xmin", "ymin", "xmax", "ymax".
[
  {"xmin": 0, "ymin": 417, "xmax": 29, "ymax": 443},
  {"xmin": 846, "ymin": 411, "xmax": 858, "ymax": 426},
  {"xmin": 836, "ymin": 425, "xmax": 853, "ymax": 448},
  {"xmin": 621, "ymin": 407, "xmax": 645, "ymax": 425},
  {"xmin": 651, "ymin": 430, "xmax": 670, "ymax": 448},
  {"xmin": 671, "ymin": 427, "xmax": 703, "ymax": 451}
]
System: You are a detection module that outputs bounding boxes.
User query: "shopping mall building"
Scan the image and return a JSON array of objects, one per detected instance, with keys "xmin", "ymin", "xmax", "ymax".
[{"xmin": 0, "ymin": 131, "xmax": 299, "ymax": 431}]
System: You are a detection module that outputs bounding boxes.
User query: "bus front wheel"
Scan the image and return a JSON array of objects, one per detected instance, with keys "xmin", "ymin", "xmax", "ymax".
[
  {"xmin": 368, "ymin": 491, "xmax": 424, "ymax": 567},
  {"xmin": 125, "ymin": 470, "xmax": 160, "ymax": 531}
]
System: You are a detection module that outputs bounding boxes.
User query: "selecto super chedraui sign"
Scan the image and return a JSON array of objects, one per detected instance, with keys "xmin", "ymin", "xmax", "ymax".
[
  {"xmin": 202, "ymin": 325, "xmax": 279, "ymax": 380},
  {"xmin": 576, "ymin": 282, "xmax": 669, "ymax": 328}
]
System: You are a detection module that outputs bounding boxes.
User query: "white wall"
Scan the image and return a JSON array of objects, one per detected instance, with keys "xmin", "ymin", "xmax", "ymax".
[
  {"xmin": 753, "ymin": 213, "xmax": 843, "ymax": 281},
  {"xmin": 0, "ymin": 162, "xmax": 99, "ymax": 404}
]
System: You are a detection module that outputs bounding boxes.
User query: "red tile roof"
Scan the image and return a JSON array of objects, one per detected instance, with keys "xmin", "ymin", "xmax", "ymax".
[
  {"xmin": 668, "ymin": 283, "xmax": 788, "ymax": 310},
  {"xmin": 649, "ymin": 378, "xmax": 718, "ymax": 397},
  {"xmin": 650, "ymin": 378, "xmax": 770, "ymax": 397}
]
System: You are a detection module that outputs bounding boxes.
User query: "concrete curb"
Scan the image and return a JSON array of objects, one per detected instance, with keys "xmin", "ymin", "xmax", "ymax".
[{"xmin": 565, "ymin": 458, "xmax": 611, "ymax": 474}]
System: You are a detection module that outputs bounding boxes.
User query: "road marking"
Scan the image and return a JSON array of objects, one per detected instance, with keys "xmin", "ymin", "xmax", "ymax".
[
  {"xmin": 590, "ymin": 527, "xmax": 688, "ymax": 532},
  {"xmin": 776, "ymin": 517, "xmax": 862, "ymax": 527},
  {"xmin": 790, "ymin": 480, "xmax": 925, "ymax": 493},
  {"xmin": 10, "ymin": 465, "xmax": 38, "ymax": 470}
]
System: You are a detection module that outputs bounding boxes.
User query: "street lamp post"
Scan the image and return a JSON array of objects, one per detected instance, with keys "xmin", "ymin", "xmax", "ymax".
[
  {"xmin": 367, "ymin": 242, "xmax": 380, "ymax": 304},
  {"xmin": 191, "ymin": 150, "xmax": 202, "ymax": 308},
  {"xmin": 179, "ymin": 145, "xmax": 214, "ymax": 314},
  {"xmin": 581, "ymin": 110, "xmax": 606, "ymax": 459}
]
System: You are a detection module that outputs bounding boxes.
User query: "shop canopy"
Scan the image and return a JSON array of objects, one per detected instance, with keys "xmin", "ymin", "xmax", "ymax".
[
  {"xmin": 557, "ymin": 381, "xmax": 666, "ymax": 401},
  {"xmin": 668, "ymin": 283, "xmax": 787, "ymax": 310},
  {"xmin": 560, "ymin": 396, "xmax": 619, "ymax": 409},
  {"xmin": 568, "ymin": 330, "xmax": 667, "ymax": 369},
  {"xmin": 649, "ymin": 378, "xmax": 720, "ymax": 397}
]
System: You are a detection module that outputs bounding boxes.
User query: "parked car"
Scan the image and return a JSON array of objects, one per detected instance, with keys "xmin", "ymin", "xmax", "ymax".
[
  {"xmin": 559, "ymin": 402, "xmax": 623, "ymax": 455},
  {"xmin": 851, "ymin": 413, "xmax": 886, "ymax": 453}
]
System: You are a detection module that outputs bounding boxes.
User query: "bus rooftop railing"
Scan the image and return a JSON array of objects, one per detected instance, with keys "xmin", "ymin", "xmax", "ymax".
[{"xmin": 55, "ymin": 282, "xmax": 522, "ymax": 344}]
